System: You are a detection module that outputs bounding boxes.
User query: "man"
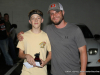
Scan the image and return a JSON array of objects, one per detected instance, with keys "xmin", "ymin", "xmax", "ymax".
[
  {"xmin": 4, "ymin": 13, "xmax": 17, "ymax": 62},
  {"xmin": 4, "ymin": 13, "xmax": 11, "ymax": 34},
  {"xmin": 0, "ymin": 20, "xmax": 13, "ymax": 66},
  {"xmin": 17, "ymin": 2, "xmax": 87, "ymax": 75}
]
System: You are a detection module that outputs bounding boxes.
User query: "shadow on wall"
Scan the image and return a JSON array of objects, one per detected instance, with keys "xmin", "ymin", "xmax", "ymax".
[{"xmin": 47, "ymin": 16, "xmax": 52, "ymax": 25}]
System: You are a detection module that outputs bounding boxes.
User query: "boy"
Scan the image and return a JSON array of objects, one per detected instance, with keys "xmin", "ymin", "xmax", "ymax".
[{"xmin": 17, "ymin": 9, "xmax": 51, "ymax": 75}]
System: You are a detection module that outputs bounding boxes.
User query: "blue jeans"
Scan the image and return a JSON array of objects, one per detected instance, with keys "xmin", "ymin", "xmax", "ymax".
[
  {"xmin": 8, "ymin": 37, "xmax": 17, "ymax": 61},
  {"xmin": 0, "ymin": 38, "xmax": 13, "ymax": 65}
]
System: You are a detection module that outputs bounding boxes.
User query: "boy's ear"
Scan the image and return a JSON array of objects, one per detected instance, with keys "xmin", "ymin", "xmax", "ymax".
[
  {"xmin": 41, "ymin": 18, "xmax": 44, "ymax": 23},
  {"xmin": 29, "ymin": 20, "xmax": 31, "ymax": 24}
]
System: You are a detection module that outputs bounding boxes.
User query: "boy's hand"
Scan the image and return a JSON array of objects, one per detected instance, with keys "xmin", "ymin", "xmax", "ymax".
[
  {"xmin": 40, "ymin": 59, "xmax": 46, "ymax": 67},
  {"xmin": 17, "ymin": 31, "xmax": 24, "ymax": 41},
  {"xmin": 25, "ymin": 54, "xmax": 36, "ymax": 67}
]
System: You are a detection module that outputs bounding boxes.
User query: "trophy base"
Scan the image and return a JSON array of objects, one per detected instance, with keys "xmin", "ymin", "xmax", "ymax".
[{"xmin": 35, "ymin": 60, "xmax": 42, "ymax": 65}]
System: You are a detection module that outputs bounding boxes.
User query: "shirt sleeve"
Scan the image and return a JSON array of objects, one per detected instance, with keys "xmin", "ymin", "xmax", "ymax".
[
  {"xmin": 75, "ymin": 27, "xmax": 87, "ymax": 48},
  {"xmin": 46, "ymin": 34, "xmax": 51, "ymax": 52},
  {"xmin": 17, "ymin": 41, "xmax": 25, "ymax": 51}
]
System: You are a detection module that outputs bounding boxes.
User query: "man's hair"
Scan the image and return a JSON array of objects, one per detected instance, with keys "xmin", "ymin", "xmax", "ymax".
[
  {"xmin": 28, "ymin": 9, "xmax": 43, "ymax": 19},
  {"xmin": 4, "ymin": 13, "xmax": 9, "ymax": 17}
]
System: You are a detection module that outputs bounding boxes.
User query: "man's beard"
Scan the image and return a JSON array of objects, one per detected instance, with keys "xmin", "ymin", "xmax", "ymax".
[{"xmin": 52, "ymin": 15, "xmax": 64, "ymax": 25}]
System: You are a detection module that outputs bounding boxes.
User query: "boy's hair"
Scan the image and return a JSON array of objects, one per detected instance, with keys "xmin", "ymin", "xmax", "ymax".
[{"xmin": 28, "ymin": 9, "xmax": 43, "ymax": 19}]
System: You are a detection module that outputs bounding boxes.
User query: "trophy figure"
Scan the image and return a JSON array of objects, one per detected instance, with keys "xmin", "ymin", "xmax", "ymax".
[{"xmin": 34, "ymin": 52, "xmax": 41, "ymax": 65}]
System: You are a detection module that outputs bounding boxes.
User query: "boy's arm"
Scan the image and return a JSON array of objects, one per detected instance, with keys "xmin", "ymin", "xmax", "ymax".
[
  {"xmin": 40, "ymin": 51, "xmax": 51, "ymax": 67},
  {"xmin": 40, "ymin": 33, "xmax": 51, "ymax": 67},
  {"xmin": 19, "ymin": 49, "xmax": 36, "ymax": 66},
  {"xmin": 19, "ymin": 49, "xmax": 26, "ymax": 59}
]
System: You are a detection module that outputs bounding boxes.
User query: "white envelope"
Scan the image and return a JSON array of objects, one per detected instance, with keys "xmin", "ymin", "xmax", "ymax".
[{"xmin": 23, "ymin": 62, "xmax": 42, "ymax": 69}]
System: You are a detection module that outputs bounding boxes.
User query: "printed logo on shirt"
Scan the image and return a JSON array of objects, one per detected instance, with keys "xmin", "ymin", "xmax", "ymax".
[
  {"xmin": 1, "ymin": 25, "xmax": 5, "ymax": 28},
  {"xmin": 65, "ymin": 36, "xmax": 68, "ymax": 39},
  {"xmin": 39, "ymin": 41, "xmax": 46, "ymax": 48},
  {"xmin": 0, "ymin": 25, "xmax": 6, "ymax": 31}
]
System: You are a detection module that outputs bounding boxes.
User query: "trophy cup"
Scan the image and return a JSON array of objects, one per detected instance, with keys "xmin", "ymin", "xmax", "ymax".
[{"xmin": 34, "ymin": 52, "xmax": 41, "ymax": 65}]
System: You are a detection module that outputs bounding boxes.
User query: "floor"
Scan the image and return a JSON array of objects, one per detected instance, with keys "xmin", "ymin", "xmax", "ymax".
[
  {"xmin": 0, "ymin": 51, "xmax": 100, "ymax": 75},
  {"xmin": 0, "ymin": 52, "xmax": 51, "ymax": 75}
]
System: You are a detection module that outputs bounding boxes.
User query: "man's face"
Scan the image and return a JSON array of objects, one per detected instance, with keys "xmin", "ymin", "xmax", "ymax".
[
  {"xmin": 29, "ymin": 14, "xmax": 43, "ymax": 29},
  {"xmin": 49, "ymin": 10, "xmax": 64, "ymax": 25},
  {"xmin": 4, "ymin": 15, "xmax": 9, "ymax": 21}
]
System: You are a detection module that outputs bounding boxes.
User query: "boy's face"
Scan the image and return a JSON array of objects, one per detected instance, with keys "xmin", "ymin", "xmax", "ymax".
[{"xmin": 29, "ymin": 14, "xmax": 43, "ymax": 29}]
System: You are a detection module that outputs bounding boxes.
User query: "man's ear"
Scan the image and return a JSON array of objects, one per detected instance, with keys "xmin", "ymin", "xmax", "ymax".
[
  {"xmin": 29, "ymin": 20, "xmax": 31, "ymax": 24},
  {"xmin": 62, "ymin": 10, "xmax": 65, "ymax": 16}
]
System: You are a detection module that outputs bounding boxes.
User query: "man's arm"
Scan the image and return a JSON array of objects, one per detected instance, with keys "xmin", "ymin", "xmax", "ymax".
[
  {"xmin": 19, "ymin": 49, "xmax": 36, "ymax": 66},
  {"xmin": 79, "ymin": 45, "xmax": 87, "ymax": 75},
  {"xmin": 40, "ymin": 51, "xmax": 51, "ymax": 67},
  {"xmin": 17, "ymin": 31, "xmax": 24, "ymax": 41}
]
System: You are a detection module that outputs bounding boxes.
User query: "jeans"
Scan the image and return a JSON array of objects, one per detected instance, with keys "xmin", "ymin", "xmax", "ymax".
[
  {"xmin": 0, "ymin": 38, "xmax": 13, "ymax": 65},
  {"xmin": 8, "ymin": 37, "xmax": 17, "ymax": 61}
]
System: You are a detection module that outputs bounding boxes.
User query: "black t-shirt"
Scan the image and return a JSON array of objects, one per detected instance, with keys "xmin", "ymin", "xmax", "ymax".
[{"xmin": 0, "ymin": 21, "xmax": 8, "ymax": 40}]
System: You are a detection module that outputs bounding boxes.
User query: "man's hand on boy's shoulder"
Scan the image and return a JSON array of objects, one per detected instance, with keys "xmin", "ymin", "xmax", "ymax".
[{"xmin": 17, "ymin": 31, "xmax": 24, "ymax": 41}]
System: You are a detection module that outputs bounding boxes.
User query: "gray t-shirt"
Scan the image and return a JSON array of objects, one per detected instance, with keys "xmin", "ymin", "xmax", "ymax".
[{"xmin": 43, "ymin": 22, "xmax": 86, "ymax": 75}]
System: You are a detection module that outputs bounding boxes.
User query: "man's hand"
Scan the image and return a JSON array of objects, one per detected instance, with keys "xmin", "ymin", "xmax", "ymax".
[
  {"xmin": 17, "ymin": 31, "xmax": 24, "ymax": 41},
  {"xmin": 25, "ymin": 54, "xmax": 36, "ymax": 67},
  {"xmin": 6, "ymin": 32, "xmax": 10, "ymax": 36},
  {"xmin": 79, "ymin": 72, "xmax": 86, "ymax": 75}
]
